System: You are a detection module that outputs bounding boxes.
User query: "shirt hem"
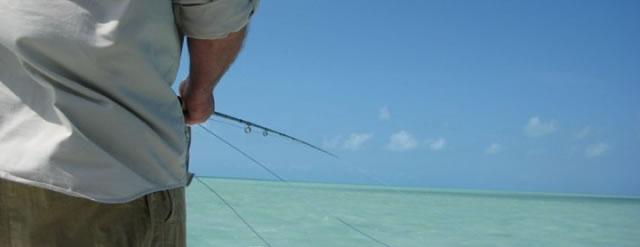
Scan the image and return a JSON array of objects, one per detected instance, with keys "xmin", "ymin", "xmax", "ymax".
[{"xmin": 0, "ymin": 172, "xmax": 187, "ymax": 204}]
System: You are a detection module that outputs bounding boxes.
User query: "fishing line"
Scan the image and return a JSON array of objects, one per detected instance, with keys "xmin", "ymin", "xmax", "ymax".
[
  {"xmin": 200, "ymin": 125, "xmax": 286, "ymax": 182},
  {"xmin": 209, "ymin": 112, "xmax": 390, "ymax": 187},
  {"xmin": 209, "ymin": 119, "xmax": 392, "ymax": 187},
  {"xmin": 336, "ymin": 218, "xmax": 392, "ymax": 247},
  {"xmin": 198, "ymin": 125, "xmax": 394, "ymax": 247},
  {"xmin": 195, "ymin": 176, "xmax": 273, "ymax": 247}
]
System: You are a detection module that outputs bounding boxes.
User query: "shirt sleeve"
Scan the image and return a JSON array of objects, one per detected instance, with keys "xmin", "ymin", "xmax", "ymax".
[{"xmin": 173, "ymin": 0, "xmax": 259, "ymax": 39}]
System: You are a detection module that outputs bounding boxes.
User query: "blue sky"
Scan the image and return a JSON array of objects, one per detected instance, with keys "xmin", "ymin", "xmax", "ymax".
[{"xmin": 175, "ymin": 0, "xmax": 640, "ymax": 196}]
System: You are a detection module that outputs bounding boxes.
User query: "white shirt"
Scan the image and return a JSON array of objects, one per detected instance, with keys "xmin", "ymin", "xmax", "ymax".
[{"xmin": 0, "ymin": 0, "xmax": 258, "ymax": 203}]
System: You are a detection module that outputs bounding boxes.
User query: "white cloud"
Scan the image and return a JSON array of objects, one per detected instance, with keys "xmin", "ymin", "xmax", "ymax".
[
  {"xmin": 586, "ymin": 142, "xmax": 610, "ymax": 158},
  {"xmin": 323, "ymin": 135, "xmax": 343, "ymax": 149},
  {"xmin": 378, "ymin": 106, "xmax": 391, "ymax": 120},
  {"xmin": 426, "ymin": 138, "xmax": 446, "ymax": 151},
  {"xmin": 576, "ymin": 127, "xmax": 591, "ymax": 139},
  {"xmin": 524, "ymin": 116, "xmax": 556, "ymax": 137},
  {"xmin": 342, "ymin": 133, "xmax": 373, "ymax": 150},
  {"xmin": 485, "ymin": 143, "xmax": 503, "ymax": 155},
  {"xmin": 386, "ymin": 130, "xmax": 418, "ymax": 151}
]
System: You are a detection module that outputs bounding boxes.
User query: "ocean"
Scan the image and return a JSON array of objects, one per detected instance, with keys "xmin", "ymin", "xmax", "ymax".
[{"xmin": 186, "ymin": 177, "xmax": 640, "ymax": 247}]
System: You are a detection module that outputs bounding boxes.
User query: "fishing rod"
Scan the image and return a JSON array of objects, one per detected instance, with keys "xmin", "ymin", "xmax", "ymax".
[
  {"xmin": 178, "ymin": 96, "xmax": 337, "ymax": 158},
  {"xmin": 211, "ymin": 112, "xmax": 339, "ymax": 159}
]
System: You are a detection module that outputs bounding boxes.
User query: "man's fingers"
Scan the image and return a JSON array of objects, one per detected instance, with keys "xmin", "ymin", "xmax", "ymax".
[
  {"xmin": 178, "ymin": 80, "xmax": 215, "ymax": 125},
  {"xmin": 185, "ymin": 112, "xmax": 211, "ymax": 125},
  {"xmin": 183, "ymin": 103, "xmax": 214, "ymax": 125}
]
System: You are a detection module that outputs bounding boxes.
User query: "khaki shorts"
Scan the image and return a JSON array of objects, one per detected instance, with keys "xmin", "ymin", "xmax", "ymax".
[{"xmin": 0, "ymin": 178, "xmax": 186, "ymax": 247}]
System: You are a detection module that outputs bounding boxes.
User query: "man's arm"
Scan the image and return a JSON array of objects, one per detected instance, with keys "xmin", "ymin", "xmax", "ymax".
[{"xmin": 179, "ymin": 26, "xmax": 247, "ymax": 125}]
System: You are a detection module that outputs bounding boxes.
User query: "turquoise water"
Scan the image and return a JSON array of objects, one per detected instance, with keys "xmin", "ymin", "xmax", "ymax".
[{"xmin": 186, "ymin": 177, "xmax": 640, "ymax": 247}]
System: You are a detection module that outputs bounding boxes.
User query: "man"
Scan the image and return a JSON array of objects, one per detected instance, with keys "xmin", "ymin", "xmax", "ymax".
[{"xmin": 0, "ymin": 0, "xmax": 258, "ymax": 246}]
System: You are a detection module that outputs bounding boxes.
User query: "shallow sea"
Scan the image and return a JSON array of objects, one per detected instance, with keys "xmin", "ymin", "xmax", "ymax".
[{"xmin": 186, "ymin": 177, "xmax": 640, "ymax": 247}]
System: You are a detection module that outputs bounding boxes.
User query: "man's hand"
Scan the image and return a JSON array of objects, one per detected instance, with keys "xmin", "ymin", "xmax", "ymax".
[
  {"xmin": 178, "ymin": 27, "xmax": 247, "ymax": 125},
  {"xmin": 179, "ymin": 78, "xmax": 214, "ymax": 125}
]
